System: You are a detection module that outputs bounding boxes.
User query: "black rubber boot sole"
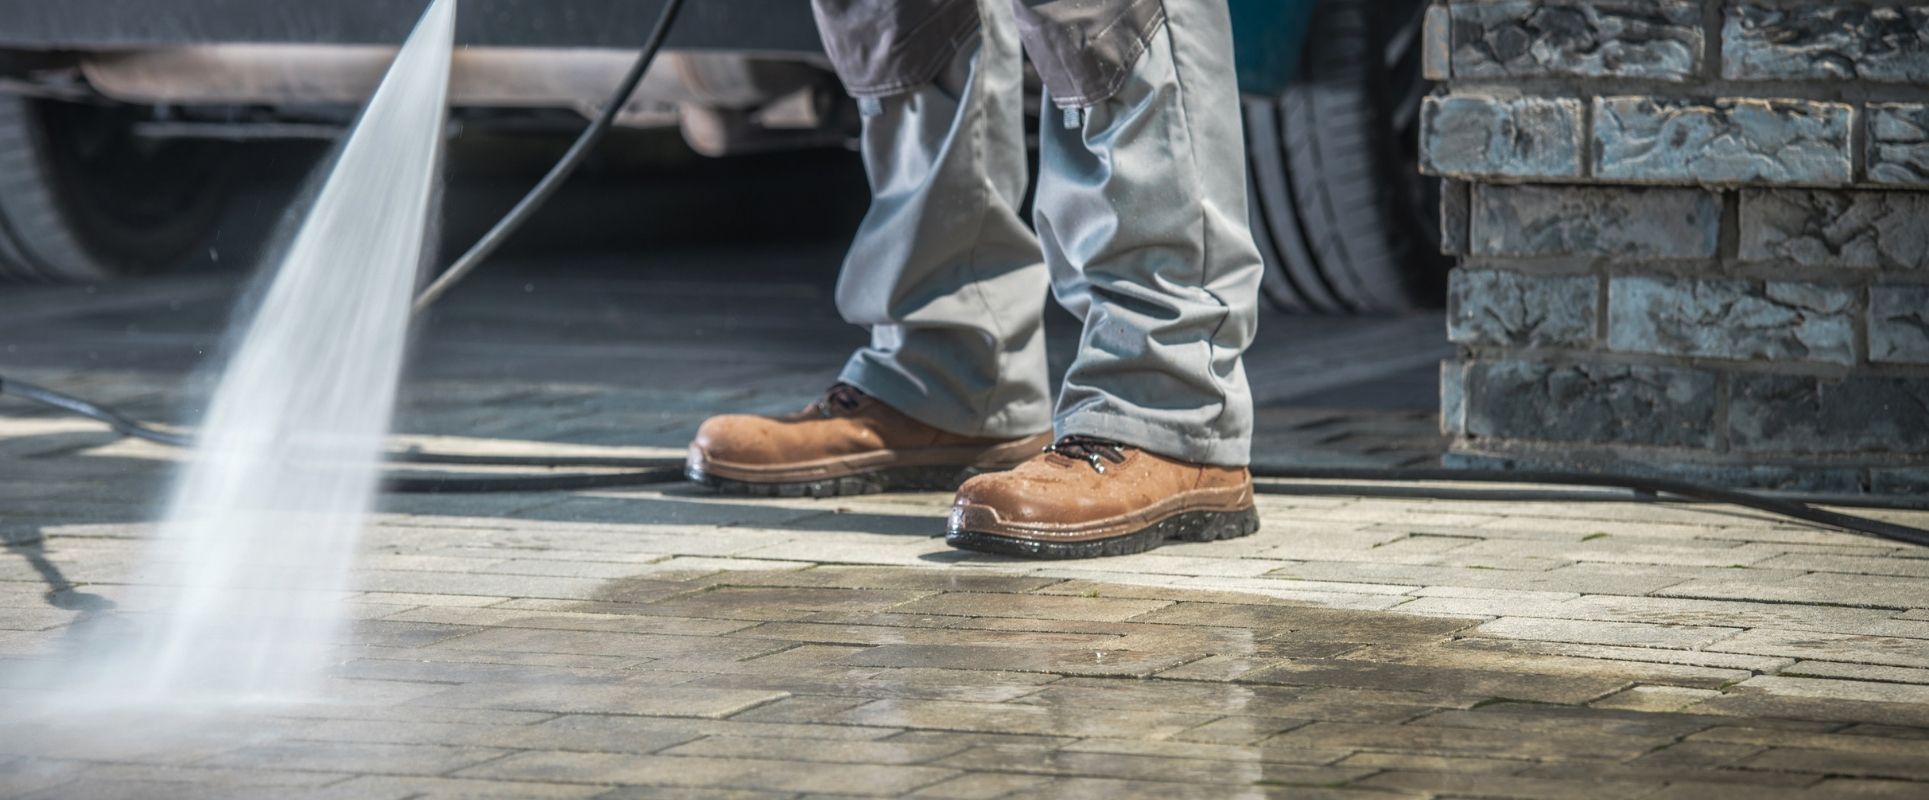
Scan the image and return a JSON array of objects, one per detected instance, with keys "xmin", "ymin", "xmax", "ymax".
[
  {"xmin": 947, "ymin": 507, "xmax": 1262, "ymax": 559},
  {"xmin": 686, "ymin": 464, "xmax": 992, "ymax": 498}
]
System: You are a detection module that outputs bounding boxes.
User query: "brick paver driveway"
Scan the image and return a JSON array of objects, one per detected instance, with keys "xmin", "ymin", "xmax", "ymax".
[{"xmin": 2, "ymin": 274, "xmax": 1926, "ymax": 798}]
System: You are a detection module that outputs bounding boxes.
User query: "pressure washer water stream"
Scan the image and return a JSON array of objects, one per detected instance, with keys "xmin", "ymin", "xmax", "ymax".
[{"xmin": 31, "ymin": 0, "xmax": 454, "ymax": 706}]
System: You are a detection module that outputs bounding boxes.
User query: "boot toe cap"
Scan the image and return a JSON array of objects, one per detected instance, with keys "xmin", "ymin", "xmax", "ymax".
[{"xmin": 691, "ymin": 414, "xmax": 783, "ymax": 465}]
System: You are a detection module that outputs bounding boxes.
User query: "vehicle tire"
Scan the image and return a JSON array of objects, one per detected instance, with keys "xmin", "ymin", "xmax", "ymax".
[
  {"xmin": 1244, "ymin": 0, "xmax": 1448, "ymax": 314},
  {"xmin": 0, "ymin": 95, "xmax": 236, "ymax": 282}
]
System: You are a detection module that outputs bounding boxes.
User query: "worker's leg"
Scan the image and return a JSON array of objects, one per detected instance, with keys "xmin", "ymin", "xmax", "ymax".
[
  {"xmin": 947, "ymin": 0, "xmax": 1265, "ymax": 558},
  {"xmin": 814, "ymin": 0, "xmax": 1052, "ymax": 439},
  {"xmin": 1025, "ymin": 0, "xmax": 1264, "ymax": 466},
  {"xmin": 686, "ymin": 0, "xmax": 1054, "ymax": 498}
]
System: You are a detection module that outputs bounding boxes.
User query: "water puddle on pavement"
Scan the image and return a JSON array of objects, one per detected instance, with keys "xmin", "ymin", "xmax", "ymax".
[{"xmin": 8, "ymin": 564, "xmax": 1923, "ymax": 797}]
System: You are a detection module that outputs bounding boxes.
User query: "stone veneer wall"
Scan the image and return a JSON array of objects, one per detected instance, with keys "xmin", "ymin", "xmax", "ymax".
[{"xmin": 1419, "ymin": 0, "xmax": 1929, "ymax": 494}]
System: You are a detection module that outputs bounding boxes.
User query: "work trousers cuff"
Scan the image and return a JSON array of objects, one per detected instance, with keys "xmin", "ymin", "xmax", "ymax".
[
  {"xmin": 837, "ymin": 358, "xmax": 1050, "ymax": 441},
  {"xmin": 1056, "ymin": 409, "xmax": 1251, "ymax": 468}
]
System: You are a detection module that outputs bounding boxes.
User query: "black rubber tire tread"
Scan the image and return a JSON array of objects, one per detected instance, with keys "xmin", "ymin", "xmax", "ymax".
[
  {"xmin": 0, "ymin": 95, "xmax": 230, "ymax": 282},
  {"xmin": 1244, "ymin": 100, "xmax": 1345, "ymax": 314},
  {"xmin": 1245, "ymin": 0, "xmax": 1448, "ymax": 314}
]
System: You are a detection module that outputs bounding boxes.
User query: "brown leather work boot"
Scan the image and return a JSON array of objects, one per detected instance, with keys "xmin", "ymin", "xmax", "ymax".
[
  {"xmin": 687, "ymin": 384, "xmax": 1052, "ymax": 498},
  {"xmin": 946, "ymin": 435, "xmax": 1259, "ymax": 559}
]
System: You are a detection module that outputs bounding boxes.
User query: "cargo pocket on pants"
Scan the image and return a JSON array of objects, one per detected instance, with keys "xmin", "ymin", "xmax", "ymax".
[
  {"xmin": 811, "ymin": 0, "xmax": 984, "ymax": 98},
  {"xmin": 1010, "ymin": 0, "xmax": 1166, "ymax": 108}
]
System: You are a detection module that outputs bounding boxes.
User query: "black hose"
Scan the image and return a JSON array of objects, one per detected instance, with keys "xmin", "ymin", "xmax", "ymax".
[
  {"xmin": 411, "ymin": 0, "xmax": 687, "ymax": 312},
  {"xmin": 6, "ymin": 374, "xmax": 1926, "ymax": 547}
]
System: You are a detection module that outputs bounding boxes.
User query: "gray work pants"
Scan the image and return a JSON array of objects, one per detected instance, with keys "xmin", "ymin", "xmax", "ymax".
[{"xmin": 812, "ymin": 0, "xmax": 1263, "ymax": 466}]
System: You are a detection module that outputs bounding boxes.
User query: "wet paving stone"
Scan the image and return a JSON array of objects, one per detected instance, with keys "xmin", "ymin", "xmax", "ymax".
[{"xmin": 3, "ymin": 280, "xmax": 1929, "ymax": 796}]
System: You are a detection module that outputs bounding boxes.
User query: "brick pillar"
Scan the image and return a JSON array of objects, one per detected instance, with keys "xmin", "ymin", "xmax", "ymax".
[{"xmin": 1420, "ymin": 1, "xmax": 1929, "ymax": 495}]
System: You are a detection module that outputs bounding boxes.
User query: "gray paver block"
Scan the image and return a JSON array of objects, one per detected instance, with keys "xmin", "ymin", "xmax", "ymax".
[
  {"xmin": 1739, "ymin": 189, "xmax": 1929, "ymax": 269},
  {"xmin": 1452, "ymin": 0, "xmax": 1702, "ymax": 81},
  {"xmin": 1421, "ymin": 95, "xmax": 1585, "ymax": 179},
  {"xmin": 1473, "ymin": 616, "xmax": 1741, "ymax": 649},
  {"xmin": 1594, "ymin": 97, "xmax": 1853, "ymax": 185},
  {"xmin": 1724, "ymin": 3, "xmax": 1929, "ymax": 84},
  {"xmin": 1470, "ymin": 184, "xmax": 1719, "ymax": 259},
  {"xmin": 1607, "ymin": 276, "xmax": 1858, "ymax": 365},
  {"xmin": 1870, "ymin": 286, "xmax": 1929, "ymax": 365},
  {"xmin": 1869, "ymin": 103, "xmax": 1929, "ymax": 187},
  {"xmin": 1458, "ymin": 359, "xmax": 1718, "ymax": 448},
  {"xmin": 1728, "ymin": 375, "xmax": 1929, "ymax": 455}
]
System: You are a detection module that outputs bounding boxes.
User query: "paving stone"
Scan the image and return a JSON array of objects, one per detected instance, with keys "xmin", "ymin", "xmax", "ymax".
[
  {"xmin": 1589, "ymin": 685, "xmax": 1723, "ymax": 713},
  {"xmin": 1608, "ymin": 276, "xmax": 1858, "ymax": 366},
  {"xmin": 908, "ymin": 771, "xmax": 1056, "ymax": 799},
  {"xmin": 1474, "ymin": 616, "xmax": 1741, "ymax": 649},
  {"xmin": 1421, "ymin": 95, "xmax": 1585, "ymax": 179},
  {"xmin": 1000, "ymin": 776, "xmax": 1413, "ymax": 800},
  {"xmin": 1742, "ymin": 747, "xmax": 1929, "ymax": 781},
  {"xmin": 1451, "ymin": 537, "xmax": 1788, "ymax": 568},
  {"xmin": 1169, "ymin": 715, "xmax": 1309, "ymax": 745},
  {"xmin": 1548, "ymin": 595, "xmax": 1929, "ymax": 638},
  {"xmin": 1449, "ymin": 636, "xmax": 1795, "ymax": 674},
  {"xmin": 1359, "ymin": 770, "xmax": 1655, "ymax": 800},
  {"xmin": 1685, "ymin": 678, "xmax": 1929, "ymax": 727},
  {"xmin": 1457, "ymin": 359, "xmax": 1719, "ymax": 449},
  {"xmin": 1724, "ymin": 3, "xmax": 1929, "ymax": 84},
  {"xmin": 726, "ymin": 620, "xmax": 1119, "ymax": 649},
  {"xmin": 307, "ymin": 776, "xmax": 608, "ymax": 799},
  {"xmin": 1781, "ymin": 661, "xmax": 1929, "ymax": 686},
  {"xmin": 1352, "ymin": 640, "xmax": 1748, "ymax": 691},
  {"xmin": 1870, "ymin": 286, "xmax": 1929, "ymax": 366},
  {"xmin": 196, "ymin": 741, "xmax": 511, "ymax": 776},
  {"xmin": 450, "ymin": 751, "xmax": 770, "ymax": 789},
  {"xmin": 11, "ymin": 281, "xmax": 1929, "ymax": 800},
  {"xmin": 1659, "ymin": 573, "xmax": 1929, "ymax": 612},
  {"xmin": 1451, "ymin": 0, "xmax": 1702, "ymax": 81},
  {"xmin": 1709, "ymin": 629, "xmax": 1929, "ymax": 669},
  {"xmin": 1730, "ymin": 375, "xmax": 1929, "ymax": 456},
  {"xmin": 1334, "ymin": 751, "xmax": 1529, "ymax": 775},
  {"xmin": 416, "ymin": 682, "xmax": 789, "ymax": 718},
  {"xmin": 887, "ymin": 593, "xmax": 1173, "ymax": 623},
  {"xmin": 661, "ymin": 735, "xmax": 970, "ymax": 765},
  {"xmin": 840, "ymin": 644, "xmax": 1197, "ymax": 679},
  {"xmin": 1754, "ymin": 552, "xmax": 1929, "ymax": 579},
  {"xmin": 1690, "ymin": 725, "xmax": 1929, "ymax": 757},
  {"xmin": 1739, "ymin": 190, "xmax": 1929, "ymax": 269},
  {"xmin": 833, "ymin": 698, "xmax": 1222, "ymax": 739},
  {"xmin": 1237, "ymin": 658, "xmax": 1630, "ymax": 704},
  {"xmin": 1594, "ymin": 97, "xmax": 1854, "ymax": 185},
  {"xmin": 384, "ymin": 606, "xmax": 758, "ymax": 636},
  {"xmin": 1059, "ymin": 736, "xmax": 1350, "ymax": 767},
  {"xmin": 1869, "ymin": 103, "xmax": 1929, "ymax": 187},
  {"xmin": 1448, "ymin": 270, "xmax": 1597, "ymax": 350},
  {"xmin": 1470, "ymin": 185, "xmax": 1718, "ymax": 259},
  {"xmin": 934, "ymin": 745, "xmax": 1369, "ymax": 787},
  {"xmin": 1265, "ymin": 720, "xmax": 1663, "ymax": 760}
]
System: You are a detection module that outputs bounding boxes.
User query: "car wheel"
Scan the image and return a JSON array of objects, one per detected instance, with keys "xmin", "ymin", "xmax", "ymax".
[
  {"xmin": 1244, "ymin": 0, "xmax": 1448, "ymax": 314},
  {"xmin": 0, "ymin": 96, "xmax": 236, "ymax": 282}
]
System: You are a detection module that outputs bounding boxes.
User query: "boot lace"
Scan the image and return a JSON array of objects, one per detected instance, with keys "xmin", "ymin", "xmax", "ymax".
[
  {"xmin": 1046, "ymin": 435, "xmax": 1128, "ymax": 474},
  {"xmin": 816, "ymin": 383, "xmax": 867, "ymax": 418}
]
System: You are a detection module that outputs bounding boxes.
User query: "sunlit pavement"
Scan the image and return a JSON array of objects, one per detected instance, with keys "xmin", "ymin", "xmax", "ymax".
[{"xmin": 2, "ymin": 272, "xmax": 1927, "ymax": 798}]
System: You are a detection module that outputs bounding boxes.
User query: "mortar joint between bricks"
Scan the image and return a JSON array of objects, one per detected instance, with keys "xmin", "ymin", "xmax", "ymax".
[
  {"xmin": 1704, "ymin": 0, "xmax": 1725, "ymax": 84},
  {"xmin": 1442, "ymin": 79, "xmax": 1929, "ymax": 106},
  {"xmin": 1850, "ymin": 100, "xmax": 1870, "ymax": 182},
  {"xmin": 1717, "ymin": 190, "xmax": 1740, "ymax": 267},
  {"xmin": 1713, "ymin": 371, "xmax": 1731, "ymax": 454}
]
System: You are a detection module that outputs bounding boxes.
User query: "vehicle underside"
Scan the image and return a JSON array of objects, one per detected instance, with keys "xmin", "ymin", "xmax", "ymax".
[{"xmin": 0, "ymin": 0, "xmax": 1447, "ymax": 314}]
